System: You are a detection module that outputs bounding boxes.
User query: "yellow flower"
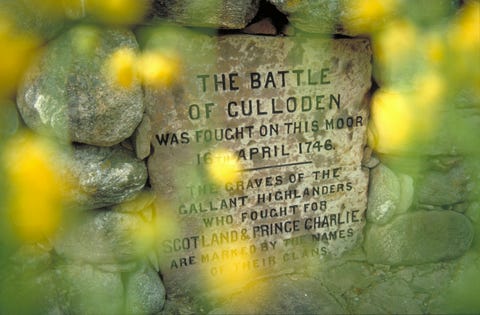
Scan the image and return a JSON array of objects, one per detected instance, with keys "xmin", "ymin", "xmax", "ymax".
[
  {"xmin": 373, "ymin": 19, "xmax": 417, "ymax": 66},
  {"xmin": 86, "ymin": 0, "xmax": 148, "ymax": 25},
  {"xmin": 369, "ymin": 89, "xmax": 413, "ymax": 153},
  {"xmin": 423, "ymin": 32, "xmax": 446, "ymax": 65},
  {"xmin": 412, "ymin": 72, "xmax": 445, "ymax": 136},
  {"xmin": 413, "ymin": 72, "xmax": 445, "ymax": 108},
  {"xmin": 106, "ymin": 48, "xmax": 138, "ymax": 89},
  {"xmin": 137, "ymin": 51, "xmax": 180, "ymax": 88},
  {"xmin": 448, "ymin": 1, "xmax": 480, "ymax": 53},
  {"xmin": 27, "ymin": 0, "xmax": 67, "ymax": 19},
  {"xmin": 3, "ymin": 132, "xmax": 68, "ymax": 242},
  {"xmin": 446, "ymin": 1, "xmax": 480, "ymax": 94},
  {"xmin": 0, "ymin": 16, "xmax": 39, "ymax": 98},
  {"xmin": 343, "ymin": 0, "xmax": 398, "ymax": 34},
  {"xmin": 206, "ymin": 148, "xmax": 241, "ymax": 185}
]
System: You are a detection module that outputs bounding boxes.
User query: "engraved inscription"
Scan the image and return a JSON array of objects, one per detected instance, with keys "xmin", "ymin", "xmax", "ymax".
[{"xmin": 143, "ymin": 36, "xmax": 372, "ymax": 294}]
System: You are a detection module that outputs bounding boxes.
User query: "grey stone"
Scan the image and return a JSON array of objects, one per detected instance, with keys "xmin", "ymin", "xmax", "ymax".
[
  {"xmin": 54, "ymin": 209, "xmax": 152, "ymax": 265},
  {"xmin": 364, "ymin": 210, "xmax": 474, "ymax": 265},
  {"xmin": 9, "ymin": 243, "xmax": 52, "ymax": 274},
  {"xmin": 362, "ymin": 146, "xmax": 380, "ymax": 169},
  {"xmin": 397, "ymin": 173, "xmax": 414, "ymax": 212},
  {"xmin": 367, "ymin": 164, "xmax": 401, "ymax": 225},
  {"xmin": 408, "ymin": 262, "xmax": 457, "ymax": 294},
  {"xmin": 319, "ymin": 260, "xmax": 376, "ymax": 297},
  {"xmin": 96, "ymin": 261, "xmax": 140, "ymax": 273},
  {"xmin": 133, "ymin": 115, "xmax": 152, "ymax": 160},
  {"xmin": 268, "ymin": 0, "xmax": 385, "ymax": 36},
  {"xmin": 416, "ymin": 161, "xmax": 469, "ymax": 206},
  {"xmin": 0, "ymin": 266, "xmax": 60, "ymax": 315},
  {"xmin": 113, "ymin": 189, "xmax": 156, "ymax": 214},
  {"xmin": 151, "ymin": 0, "xmax": 260, "ymax": 29},
  {"xmin": 17, "ymin": 25, "xmax": 144, "ymax": 146},
  {"xmin": 466, "ymin": 201, "xmax": 480, "ymax": 223},
  {"xmin": 269, "ymin": 0, "xmax": 346, "ymax": 35},
  {"xmin": 208, "ymin": 275, "xmax": 346, "ymax": 315},
  {"xmin": 125, "ymin": 263, "xmax": 166, "ymax": 315},
  {"xmin": 55, "ymin": 263, "xmax": 124, "ymax": 315},
  {"xmin": 269, "ymin": 0, "xmax": 460, "ymax": 36},
  {"xmin": 350, "ymin": 277, "xmax": 425, "ymax": 315},
  {"xmin": 63, "ymin": 144, "xmax": 148, "ymax": 209},
  {"xmin": 428, "ymin": 251, "xmax": 480, "ymax": 314}
]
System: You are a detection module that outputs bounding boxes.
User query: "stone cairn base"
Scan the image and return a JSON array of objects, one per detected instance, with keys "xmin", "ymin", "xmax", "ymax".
[{"xmin": 1, "ymin": 1, "xmax": 478, "ymax": 314}]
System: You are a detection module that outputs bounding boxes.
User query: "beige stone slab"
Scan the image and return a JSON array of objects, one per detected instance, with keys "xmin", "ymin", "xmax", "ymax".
[{"xmin": 141, "ymin": 35, "xmax": 372, "ymax": 295}]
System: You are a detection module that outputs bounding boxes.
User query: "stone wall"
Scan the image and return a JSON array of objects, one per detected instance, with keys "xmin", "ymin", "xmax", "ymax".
[{"xmin": 1, "ymin": 1, "xmax": 479, "ymax": 314}]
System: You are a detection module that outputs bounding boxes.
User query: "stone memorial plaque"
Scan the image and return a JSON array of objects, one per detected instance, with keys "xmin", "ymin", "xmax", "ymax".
[{"xmin": 142, "ymin": 35, "xmax": 372, "ymax": 295}]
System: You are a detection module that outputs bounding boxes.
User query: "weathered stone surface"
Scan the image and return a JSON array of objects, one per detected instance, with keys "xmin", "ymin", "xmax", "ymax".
[
  {"xmin": 17, "ymin": 25, "xmax": 144, "ymax": 146},
  {"xmin": 125, "ymin": 263, "xmax": 166, "ymax": 315},
  {"xmin": 54, "ymin": 209, "xmax": 151, "ymax": 265},
  {"xmin": 141, "ymin": 35, "xmax": 371, "ymax": 295},
  {"xmin": 351, "ymin": 277, "xmax": 424, "ymax": 314},
  {"xmin": 55, "ymin": 263, "xmax": 124, "ymax": 315},
  {"xmin": 9, "ymin": 244, "xmax": 52, "ymax": 274},
  {"xmin": 113, "ymin": 190, "xmax": 156, "ymax": 214},
  {"xmin": 429, "ymin": 251, "xmax": 480, "ymax": 314},
  {"xmin": 208, "ymin": 276, "xmax": 346, "ymax": 315},
  {"xmin": 243, "ymin": 17, "xmax": 277, "ymax": 35},
  {"xmin": 63, "ymin": 144, "xmax": 148, "ymax": 209},
  {"xmin": 269, "ymin": 0, "xmax": 460, "ymax": 36},
  {"xmin": 133, "ymin": 115, "xmax": 152, "ymax": 160},
  {"xmin": 416, "ymin": 160, "xmax": 469, "ymax": 206},
  {"xmin": 268, "ymin": 0, "xmax": 346, "ymax": 35},
  {"xmin": 151, "ymin": 0, "xmax": 260, "ymax": 29},
  {"xmin": 364, "ymin": 210, "xmax": 474, "ymax": 265},
  {"xmin": 397, "ymin": 173, "xmax": 414, "ymax": 212},
  {"xmin": 0, "ymin": 265, "xmax": 60, "ymax": 315},
  {"xmin": 367, "ymin": 164, "xmax": 401, "ymax": 225}
]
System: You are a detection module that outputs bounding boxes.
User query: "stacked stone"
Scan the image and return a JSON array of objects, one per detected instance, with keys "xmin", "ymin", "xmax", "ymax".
[
  {"xmin": 14, "ymin": 26, "xmax": 164, "ymax": 314},
  {"xmin": 364, "ymin": 156, "xmax": 475, "ymax": 266},
  {"xmin": 7, "ymin": 0, "xmax": 478, "ymax": 314}
]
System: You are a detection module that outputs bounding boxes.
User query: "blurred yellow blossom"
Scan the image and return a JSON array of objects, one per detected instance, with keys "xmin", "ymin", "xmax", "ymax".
[
  {"xmin": 413, "ymin": 72, "xmax": 445, "ymax": 108},
  {"xmin": 373, "ymin": 19, "xmax": 418, "ymax": 66},
  {"xmin": 448, "ymin": 1, "xmax": 480, "ymax": 52},
  {"xmin": 369, "ymin": 89, "xmax": 413, "ymax": 153},
  {"xmin": 343, "ymin": 0, "xmax": 398, "ymax": 34},
  {"xmin": 86, "ymin": 0, "xmax": 148, "ymax": 25},
  {"xmin": 114, "ymin": 191, "xmax": 158, "ymax": 257},
  {"xmin": 447, "ymin": 1, "xmax": 480, "ymax": 94},
  {"xmin": 0, "ymin": 16, "xmax": 40, "ymax": 98},
  {"xmin": 206, "ymin": 148, "xmax": 241, "ymax": 185},
  {"xmin": 137, "ymin": 51, "xmax": 181, "ymax": 88},
  {"xmin": 26, "ymin": 0, "xmax": 66, "ymax": 19},
  {"xmin": 3, "ymin": 132, "xmax": 69, "ymax": 242},
  {"xmin": 71, "ymin": 25, "xmax": 100, "ymax": 57},
  {"xmin": 131, "ymin": 217, "xmax": 157, "ymax": 258},
  {"xmin": 411, "ymin": 72, "xmax": 445, "ymax": 136},
  {"xmin": 423, "ymin": 32, "xmax": 446, "ymax": 66},
  {"xmin": 106, "ymin": 48, "xmax": 138, "ymax": 89},
  {"xmin": 203, "ymin": 246, "xmax": 260, "ymax": 300}
]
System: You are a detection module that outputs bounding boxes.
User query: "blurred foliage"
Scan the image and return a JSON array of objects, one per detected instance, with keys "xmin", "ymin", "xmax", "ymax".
[{"xmin": 0, "ymin": 0, "xmax": 479, "ymax": 314}]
